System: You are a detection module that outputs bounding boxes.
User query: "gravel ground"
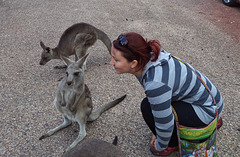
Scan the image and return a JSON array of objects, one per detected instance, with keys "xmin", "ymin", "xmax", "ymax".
[{"xmin": 0, "ymin": 0, "xmax": 239, "ymax": 156}]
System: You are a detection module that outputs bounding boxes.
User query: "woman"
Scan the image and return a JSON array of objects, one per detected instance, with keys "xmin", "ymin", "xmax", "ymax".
[{"xmin": 110, "ymin": 32, "xmax": 224, "ymax": 156}]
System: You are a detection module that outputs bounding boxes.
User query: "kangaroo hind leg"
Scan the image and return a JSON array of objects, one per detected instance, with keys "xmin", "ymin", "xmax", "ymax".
[
  {"xmin": 64, "ymin": 114, "xmax": 87, "ymax": 152},
  {"xmin": 39, "ymin": 116, "xmax": 72, "ymax": 140},
  {"xmin": 74, "ymin": 33, "xmax": 96, "ymax": 70}
]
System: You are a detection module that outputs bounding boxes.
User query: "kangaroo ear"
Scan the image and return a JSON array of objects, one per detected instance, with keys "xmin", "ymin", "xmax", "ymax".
[
  {"xmin": 40, "ymin": 41, "xmax": 47, "ymax": 49},
  {"xmin": 77, "ymin": 53, "xmax": 89, "ymax": 68},
  {"xmin": 60, "ymin": 56, "xmax": 73, "ymax": 66}
]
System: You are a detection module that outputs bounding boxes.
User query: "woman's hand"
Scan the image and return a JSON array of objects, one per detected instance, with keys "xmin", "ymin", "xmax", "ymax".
[{"xmin": 151, "ymin": 135, "xmax": 157, "ymax": 147}]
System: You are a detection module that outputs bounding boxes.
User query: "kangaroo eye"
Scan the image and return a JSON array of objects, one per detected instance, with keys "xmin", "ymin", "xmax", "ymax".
[
  {"xmin": 74, "ymin": 72, "xmax": 79, "ymax": 76},
  {"xmin": 66, "ymin": 72, "xmax": 69, "ymax": 76}
]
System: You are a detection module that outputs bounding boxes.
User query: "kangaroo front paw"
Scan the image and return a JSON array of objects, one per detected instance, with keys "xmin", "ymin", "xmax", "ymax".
[{"xmin": 54, "ymin": 64, "xmax": 67, "ymax": 69}]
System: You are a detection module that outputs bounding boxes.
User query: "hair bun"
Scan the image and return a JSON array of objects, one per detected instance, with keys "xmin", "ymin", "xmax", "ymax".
[
  {"xmin": 148, "ymin": 40, "xmax": 160, "ymax": 47},
  {"xmin": 147, "ymin": 40, "xmax": 161, "ymax": 61}
]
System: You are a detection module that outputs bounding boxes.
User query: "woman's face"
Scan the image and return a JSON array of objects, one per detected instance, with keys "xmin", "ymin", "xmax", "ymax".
[{"xmin": 110, "ymin": 45, "xmax": 136, "ymax": 74}]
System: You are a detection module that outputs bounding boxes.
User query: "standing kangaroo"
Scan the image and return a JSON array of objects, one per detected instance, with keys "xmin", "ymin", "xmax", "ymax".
[
  {"xmin": 39, "ymin": 53, "xmax": 126, "ymax": 152},
  {"xmin": 39, "ymin": 22, "xmax": 112, "ymax": 69}
]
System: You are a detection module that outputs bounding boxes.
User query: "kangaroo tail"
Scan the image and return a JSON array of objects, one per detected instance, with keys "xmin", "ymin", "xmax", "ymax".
[
  {"xmin": 96, "ymin": 29, "xmax": 112, "ymax": 54},
  {"xmin": 87, "ymin": 94, "xmax": 126, "ymax": 122},
  {"xmin": 112, "ymin": 136, "xmax": 118, "ymax": 146}
]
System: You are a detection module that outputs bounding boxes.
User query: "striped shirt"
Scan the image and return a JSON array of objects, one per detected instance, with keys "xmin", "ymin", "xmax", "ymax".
[{"xmin": 136, "ymin": 50, "xmax": 224, "ymax": 151}]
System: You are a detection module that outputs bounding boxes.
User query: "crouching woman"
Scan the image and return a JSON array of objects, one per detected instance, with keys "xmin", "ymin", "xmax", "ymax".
[{"xmin": 110, "ymin": 32, "xmax": 223, "ymax": 156}]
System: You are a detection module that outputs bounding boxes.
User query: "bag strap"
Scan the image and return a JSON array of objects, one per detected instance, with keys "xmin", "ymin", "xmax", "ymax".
[
  {"xmin": 171, "ymin": 106, "xmax": 179, "ymax": 122},
  {"xmin": 171, "ymin": 56, "xmax": 218, "ymax": 121},
  {"xmin": 171, "ymin": 56, "xmax": 218, "ymax": 157},
  {"xmin": 171, "ymin": 105, "xmax": 181, "ymax": 157},
  {"xmin": 172, "ymin": 56, "xmax": 216, "ymax": 104}
]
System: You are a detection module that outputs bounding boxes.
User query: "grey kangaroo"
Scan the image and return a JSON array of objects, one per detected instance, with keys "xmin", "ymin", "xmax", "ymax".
[
  {"xmin": 39, "ymin": 22, "xmax": 112, "ymax": 69},
  {"xmin": 62, "ymin": 136, "xmax": 125, "ymax": 157},
  {"xmin": 39, "ymin": 54, "xmax": 126, "ymax": 152}
]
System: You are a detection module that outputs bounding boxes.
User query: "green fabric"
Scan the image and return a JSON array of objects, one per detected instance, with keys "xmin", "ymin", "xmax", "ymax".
[{"xmin": 179, "ymin": 117, "xmax": 217, "ymax": 140}]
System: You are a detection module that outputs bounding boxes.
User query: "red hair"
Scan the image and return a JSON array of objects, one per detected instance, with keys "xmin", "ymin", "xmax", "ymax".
[{"xmin": 113, "ymin": 32, "xmax": 161, "ymax": 71}]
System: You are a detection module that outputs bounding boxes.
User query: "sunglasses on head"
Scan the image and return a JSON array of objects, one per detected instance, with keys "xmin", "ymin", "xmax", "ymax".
[
  {"xmin": 118, "ymin": 34, "xmax": 128, "ymax": 46},
  {"xmin": 117, "ymin": 34, "xmax": 138, "ymax": 59}
]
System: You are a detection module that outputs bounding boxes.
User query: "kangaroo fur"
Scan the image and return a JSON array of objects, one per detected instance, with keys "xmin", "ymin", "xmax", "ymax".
[{"xmin": 62, "ymin": 136, "xmax": 125, "ymax": 157}]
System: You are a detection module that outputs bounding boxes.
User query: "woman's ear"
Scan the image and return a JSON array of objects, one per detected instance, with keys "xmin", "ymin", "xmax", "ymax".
[{"xmin": 130, "ymin": 60, "xmax": 138, "ymax": 69}]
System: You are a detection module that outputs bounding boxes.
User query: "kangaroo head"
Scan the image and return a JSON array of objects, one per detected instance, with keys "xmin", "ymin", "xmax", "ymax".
[
  {"xmin": 61, "ymin": 53, "xmax": 89, "ymax": 86},
  {"xmin": 39, "ymin": 41, "xmax": 54, "ymax": 65}
]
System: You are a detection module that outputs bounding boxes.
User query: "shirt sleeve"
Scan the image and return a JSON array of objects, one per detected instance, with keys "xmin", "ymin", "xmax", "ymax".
[{"xmin": 144, "ymin": 81, "xmax": 175, "ymax": 151}]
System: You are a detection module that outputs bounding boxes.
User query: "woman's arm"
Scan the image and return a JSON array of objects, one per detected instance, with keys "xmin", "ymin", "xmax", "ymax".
[{"xmin": 145, "ymin": 81, "xmax": 174, "ymax": 151}]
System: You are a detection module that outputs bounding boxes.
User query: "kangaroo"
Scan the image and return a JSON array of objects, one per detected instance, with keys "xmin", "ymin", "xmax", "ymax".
[
  {"xmin": 39, "ymin": 22, "xmax": 112, "ymax": 69},
  {"xmin": 62, "ymin": 136, "xmax": 125, "ymax": 157},
  {"xmin": 39, "ymin": 53, "xmax": 126, "ymax": 153}
]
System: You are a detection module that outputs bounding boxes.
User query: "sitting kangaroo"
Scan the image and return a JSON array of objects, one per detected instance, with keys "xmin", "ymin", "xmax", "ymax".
[
  {"xmin": 39, "ymin": 54, "xmax": 126, "ymax": 152},
  {"xmin": 62, "ymin": 136, "xmax": 125, "ymax": 157},
  {"xmin": 39, "ymin": 22, "xmax": 112, "ymax": 69}
]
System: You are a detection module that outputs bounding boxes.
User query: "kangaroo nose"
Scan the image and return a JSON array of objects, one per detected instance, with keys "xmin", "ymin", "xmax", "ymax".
[{"xmin": 67, "ymin": 81, "xmax": 72, "ymax": 86}]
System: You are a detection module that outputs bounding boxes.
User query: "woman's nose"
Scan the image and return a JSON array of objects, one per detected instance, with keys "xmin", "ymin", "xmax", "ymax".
[{"xmin": 110, "ymin": 57, "xmax": 114, "ymax": 66}]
